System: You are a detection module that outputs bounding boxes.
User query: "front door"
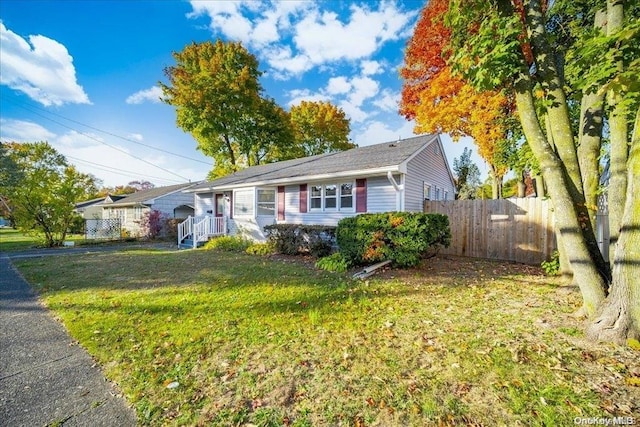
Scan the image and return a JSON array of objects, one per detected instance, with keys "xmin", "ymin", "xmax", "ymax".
[{"xmin": 215, "ymin": 194, "xmax": 224, "ymax": 217}]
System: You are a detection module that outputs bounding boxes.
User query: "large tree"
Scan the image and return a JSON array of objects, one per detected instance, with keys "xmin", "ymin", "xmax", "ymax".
[
  {"xmin": 453, "ymin": 147, "xmax": 482, "ymax": 199},
  {"xmin": 2, "ymin": 142, "xmax": 98, "ymax": 247},
  {"xmin": 428, "ymin": 0, "xmax": 639, "ymax": 343},
  {"xmin": 400, "ymin": 0, "xmax": 519, "ymax": 198},
  {"xmin": 289, "ymin": 101, "xmax": 354, "ymax": 157},
  {"xmin": 160, "ymin": 40, "xmax": 263, "ymax": 175}
]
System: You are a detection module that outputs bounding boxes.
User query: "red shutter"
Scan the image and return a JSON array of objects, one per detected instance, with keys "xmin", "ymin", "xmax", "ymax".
[
  {"xmin": 299, "ymin": 184, "xmax": 307, "ymax": 213},
  {"xmin": 277, "ymin": 186, "xmax": 285, "ymax": 220},
  {"xmin": 229, "ymin": 192, "xmax": 233, "ymax": 219},
  {"xmin": 356, "ymin": 179, "xmax": 367, "ymax": 213}
]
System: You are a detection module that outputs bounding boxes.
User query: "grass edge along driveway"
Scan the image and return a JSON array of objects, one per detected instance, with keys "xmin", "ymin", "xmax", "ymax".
[{"xmin": 13, "ymin": 249, "xmax": 640, "ymax": 426}]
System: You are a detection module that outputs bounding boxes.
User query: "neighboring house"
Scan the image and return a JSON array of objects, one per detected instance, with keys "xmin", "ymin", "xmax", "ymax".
[
  {"xmin": 99, "ymin": 183, "xmax": 197, "ymax": 236},
  {"xmin": 75, "ymin": 196, "xmax": 110, "ymax": 219},
  {"xmin": 180, "ymin": 134, "xmax": 456, "ymax": 245}
]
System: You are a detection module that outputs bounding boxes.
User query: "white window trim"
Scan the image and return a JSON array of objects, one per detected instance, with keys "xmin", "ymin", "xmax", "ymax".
[
  {"xmin": 308, "ymin": 181, "xmax": 355, "ymax": 213},
  {"xmin": 423, "ymin": 182, "xmax": 432, "ymax": 201},
  {"xmin": 233, "ymin": 188, "xmax": 255, "ymax": 217},
  {"xmin": 256, "ymin": 188, "xmax": 276, "ymax": 217}
]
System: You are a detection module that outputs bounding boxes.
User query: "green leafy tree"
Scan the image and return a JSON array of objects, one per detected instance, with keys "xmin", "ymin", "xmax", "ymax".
[
  {"xmin": 160, "ymin": 40, "xmax": 263, "ymax": 175},
  {"xmin": 453, "ymin": 147, "xmax": 482, "ymax": 199},
  {"xmin": 4, "ymin": 142, "xmax": 98, "ymax": 247},
  {"xmin": 289, "ymin": 101, "xmax": 354, "ymax": 156},
  {"xmin": 440, "ymin": 0, "xmax": 639, "ymax": 342}
]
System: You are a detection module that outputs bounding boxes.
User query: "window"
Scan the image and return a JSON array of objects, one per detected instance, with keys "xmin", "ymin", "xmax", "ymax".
[
  {"xmin": 423, "ymin": 183, "xmax": 432, "ymax": 200},
  {"xmin": 325, "ymin": 184, "xmax": 337, "ymax": 209},
  {"xmin": 109, "ymin": 208, "xmax": 126, "ymax": 223},
  {"xmin": 133, "ymin": 207, "xmax": 142, "ymax": 220},
  {"xmin": 340, "ymin": 183, "xmax": 353, "ymax": 209},
  {"xmin": 444, "ymin": 190, "xmax": 449, "ymax": 201},
  {"xmin": 435, "ymin": 187, "xmax": 440, "ymax": 201},
  {"xmin": 257, "ymin": 189, "xmax": 276, "ymax": 216},
  {"xmin": 234, "ymin": 189, "xmax": 254, "ymax": 216},
  {"xmin": 309, "ymin": 182, "xmax": 354, "ymax": 211},
  {"xmin": 310, "ymin": 185, "xmax": 322, "ymax": 209}
]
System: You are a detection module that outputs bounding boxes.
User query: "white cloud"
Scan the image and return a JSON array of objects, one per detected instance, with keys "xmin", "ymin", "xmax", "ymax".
[
  {"xmin": 127, "ymin": 133, "xmax": 144, "ymax": 141},
  {"xmin": 339, "ymin": 100, "xmax": 368, "ymax": 123},
  {"xmin": 126, "ymin": 86, "xmax": 163, "ymax": 105},
  {"xmin": 187, "ymin": 1, "xmax": 415, "ymax": 77},
  {"xmin": 0, "ymin": 23, "xmax": 91, "ymax": 106},
  {"xmin": 348, "ymin": 76, "xmax": 379, "ymax": 107},
  {"xmin": 326, "ymin": 76, "xmax": 351, "ymax": 95},
  {"xmin": 264, "ymin": 46, "xmax": 314, "ymax": 76},
  {"xmin": 188, "ymin": 1, "xmax": 312, "ymax": 49},
  {"xmin": 0, "ymin": 119, "xmax": 208, "ymax": 187},
  {"xmin": 287, "ymin": 89, "xmax": 330, "ymax": 106},
  {"xmin": 361, "ymin": 60, "xmax": 383, "ymax": 75},
  {"xmin": 353, "ymin": 120, "xmax": 415, "ymax": 146},
  {"xmin": 0, "ymin": 118, "xmax": 56, "ymax": 142},
  {"xmin": 291, "ymin": 3, "xmax": 415, "ymax": 68},
  {"xmin": 372, "ymin": 88, "xmax": 399, "ymax": 112}
]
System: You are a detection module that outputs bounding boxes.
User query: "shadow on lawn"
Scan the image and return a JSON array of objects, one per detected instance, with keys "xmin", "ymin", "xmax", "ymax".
[{"xmin": 16, "ymin": 250, "xmax": 568, "ymax": 317}]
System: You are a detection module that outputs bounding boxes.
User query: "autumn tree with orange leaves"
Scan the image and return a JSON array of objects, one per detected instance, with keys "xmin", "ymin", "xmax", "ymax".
[
  {"xmin": 405, "ymin": 0, "xmax": 640, "ymax": 344},
  {"xmin": 400, "ymin": 0, "xmax": 519, "ymax": 198}
]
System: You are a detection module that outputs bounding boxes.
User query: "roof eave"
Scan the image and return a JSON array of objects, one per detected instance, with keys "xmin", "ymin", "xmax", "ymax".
[{"xmin": 197, "ymin": 166, "xmax": 402, "ymax": 191}]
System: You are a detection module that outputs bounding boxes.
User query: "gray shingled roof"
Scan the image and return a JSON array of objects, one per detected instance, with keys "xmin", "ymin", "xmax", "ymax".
[
  {"xmin": 101, "ymin": 182, "xmax": 197, "ymax": 207},
  {"xmin": 189, "ymin": 134, "xmax": 438, "ymax": 191}
]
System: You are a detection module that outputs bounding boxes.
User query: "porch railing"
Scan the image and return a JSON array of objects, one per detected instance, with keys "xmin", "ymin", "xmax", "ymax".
[{"xmin": 177, "ymin": 215, "xmax": 226, "ymax": 248}]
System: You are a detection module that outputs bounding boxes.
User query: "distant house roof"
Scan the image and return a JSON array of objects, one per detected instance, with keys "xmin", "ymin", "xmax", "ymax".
[
  {"xmin": 75, "ymin": 197, "xmax": 106, "ymax": 210},
  {"xmin": 100, "ymin": 183, "xmax": 198, "ymax": 207},
  {"xmin": 188, "ymin": 134, "xmax": 440, "ymax": 192}
]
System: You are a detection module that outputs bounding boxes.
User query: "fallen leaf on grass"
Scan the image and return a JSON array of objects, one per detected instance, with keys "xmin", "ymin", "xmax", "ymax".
[{"xmin": 625, "ymin": 376, "xmax": 640, "ymax": 387}]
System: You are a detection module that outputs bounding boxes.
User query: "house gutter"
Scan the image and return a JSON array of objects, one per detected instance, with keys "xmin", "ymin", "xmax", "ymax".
[{"xmin": 387, "ymin": 171, "xmax": 404, "ymax": 211}]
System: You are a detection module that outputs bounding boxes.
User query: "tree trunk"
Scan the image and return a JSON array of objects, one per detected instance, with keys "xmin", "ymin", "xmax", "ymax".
[
  {"xmin": 606, "ymin": 0, "xmax": 628, "ymax": 266},
  {"xmin": 515, "ymin": 73, "xmax": 607, "ymax": 315},
  {"xmin": 526, "ymin": 0, "xmax": 610, "ymax": 282},
  {"xmin": 577, "ymin": 10, "xmax": 606, "ymax": 236},
  {"xmin": 533, "ymin": 174, "xmax": 545, "ymax": 197},
  {"xmin": 587, "ymin": 107, "xmax": 640, "ymax": 343},
  {"xmin": 490, "ymin": 165, "xmax": 503, "ymax": 199}
]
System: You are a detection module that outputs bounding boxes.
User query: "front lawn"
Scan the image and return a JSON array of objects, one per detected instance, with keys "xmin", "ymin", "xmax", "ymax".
[
  {"xmin": 13, "ymin": 250, "xmax": 639, "ymax": 426},
  {"xmin": 0, "ymin": 228, "xmax": 85, "ymax": 251}
]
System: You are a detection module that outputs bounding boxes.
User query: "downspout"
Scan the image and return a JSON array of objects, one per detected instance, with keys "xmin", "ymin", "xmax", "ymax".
[{"xmin": 387, "ymin": 171, "xmax": 404, "ymax": 211}]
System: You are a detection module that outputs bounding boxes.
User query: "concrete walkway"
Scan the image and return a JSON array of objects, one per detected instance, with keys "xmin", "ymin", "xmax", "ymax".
[{"xmin": 0, "ymin": 252, "xmax": 137, "ymax": 426}]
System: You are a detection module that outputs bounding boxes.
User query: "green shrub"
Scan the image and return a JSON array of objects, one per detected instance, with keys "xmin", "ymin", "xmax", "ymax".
[
  {"xmin": 245, "ymin": 242, "xmax": 275, "ymax": 256},
  {"xmin": 204, "ymin": 235, "xmax": 251, "ymax": 252},
  {"xmin": 336, "ymin": 212, "xmax": 451, "ymax": 268},
  {"xmin": 541, "ymin": 250, "xmax": 560, "ymax": 275},
  {"xmin": 263, "ymin": 224, "xmax": 335, "ymax": 257},
  {"xmin": 67, "ymin": 214, "xmax": 85, "ymax": 234},
  {"xmin": 315, "ymin": 252, "xmax": 351, "ymax": 273}
]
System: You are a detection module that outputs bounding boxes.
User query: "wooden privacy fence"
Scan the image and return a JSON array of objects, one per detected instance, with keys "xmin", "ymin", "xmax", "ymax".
[{"xmin": 424, "ymin": 198, "xmax": 557, "ymax": 265}]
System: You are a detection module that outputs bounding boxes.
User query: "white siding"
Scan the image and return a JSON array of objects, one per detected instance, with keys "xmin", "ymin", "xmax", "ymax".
[
  {"xmin": 152, "ymin": 192, "xmax": 194, "ymax": 218},
  {"xmin": 404, "ymin": 140, "xmax": 456, "ymax": 211},
  {"xmin": 367, "ymin": 175, "xmax": 399, "ymax": 213},
  {"xmin": 195, "ymin": 193, "xmax": 214, "ymax": 216}
]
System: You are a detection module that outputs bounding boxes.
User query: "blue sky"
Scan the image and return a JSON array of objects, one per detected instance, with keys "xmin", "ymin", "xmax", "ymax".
[{"xmin": 0, "ymin": 0, "xmax": 484, "ymax": 188}]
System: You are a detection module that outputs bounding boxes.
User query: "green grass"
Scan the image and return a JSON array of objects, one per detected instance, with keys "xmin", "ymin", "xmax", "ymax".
[
  {"xmin": 13, "ymin": 250, "xmax": 640, "ymax": 426},
  {"xmin": 0, "ymin": 227, "xmax": 135, "ymax": 251},
  {"xmin": 0, "ymin": 228, "xmax": 49, "ymax": 251}
]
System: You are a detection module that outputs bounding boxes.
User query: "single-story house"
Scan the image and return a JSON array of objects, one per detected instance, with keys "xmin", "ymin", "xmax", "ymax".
[
  {"xmin": 75, "ymin": 196, "xmax": 114, "ymax": 219},
  {"xmin": 99, "ymin": 183, "xmax": 198, "ymax": 236},
  {"xmin": 180, "ymin": 134, "xmax": 456, "ymax": 246}
]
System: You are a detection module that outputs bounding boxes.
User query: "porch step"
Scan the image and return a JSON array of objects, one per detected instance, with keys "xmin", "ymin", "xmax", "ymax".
[{"xmin": 178, "ymin": 238, "xmax": 206, "ymax": 249}]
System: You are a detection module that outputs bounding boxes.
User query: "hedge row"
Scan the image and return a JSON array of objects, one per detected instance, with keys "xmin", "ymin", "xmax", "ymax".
[
  {"xmin": 336, "ymin": 212, "xmax": 450, "ymax": 267},
  {"xmin": 263, "ymin": 224, "xmax": 336, "ymax": 258}
]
